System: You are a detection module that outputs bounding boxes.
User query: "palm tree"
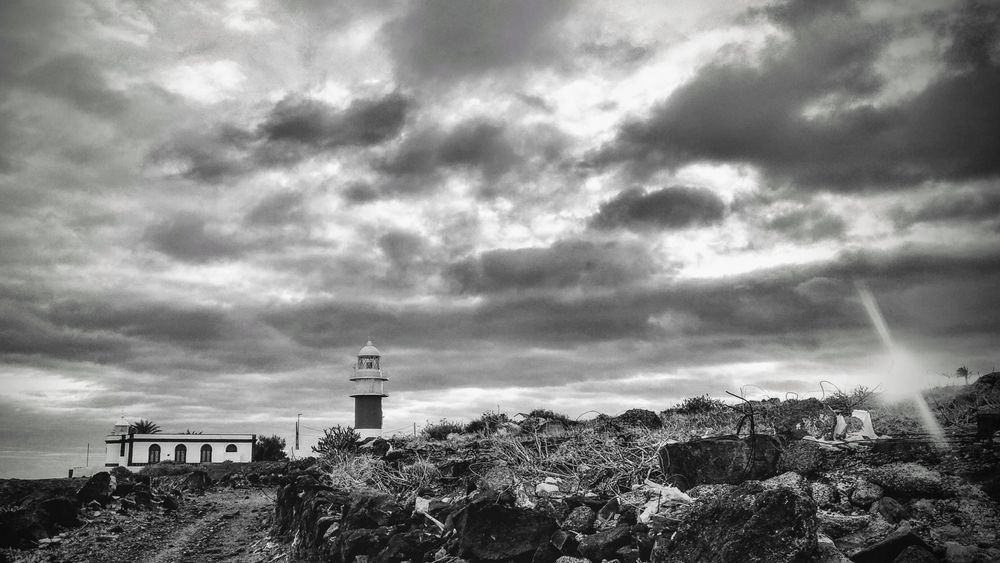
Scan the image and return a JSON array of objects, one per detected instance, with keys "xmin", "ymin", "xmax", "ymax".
[{"xmin": 129, "ymin": 419, "xmax": 161, "ymax": 434}]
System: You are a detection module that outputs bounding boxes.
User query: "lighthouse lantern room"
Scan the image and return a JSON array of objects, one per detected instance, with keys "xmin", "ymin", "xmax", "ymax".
[{"xmin": 350, "ymin": 340, "xmax": 388, "ymax": 438}]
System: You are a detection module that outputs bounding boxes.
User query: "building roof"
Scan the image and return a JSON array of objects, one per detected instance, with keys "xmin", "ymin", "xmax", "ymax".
[{"xmin": 358, "ymin": 340, "xmax": 381, "ymax": 356}]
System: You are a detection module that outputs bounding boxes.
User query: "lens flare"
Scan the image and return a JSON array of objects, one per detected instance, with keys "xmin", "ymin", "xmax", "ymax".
[{"xmin": 855, "ymin": 282, "xmax": 946, "ymax": 449}]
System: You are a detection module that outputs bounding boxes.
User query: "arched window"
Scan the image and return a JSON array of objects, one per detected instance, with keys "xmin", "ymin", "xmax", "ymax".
[
  {"xmin": 175, "ymin": 444, "xmax": 187, "ymax": 463},
  {"xmin": 148, "ymin": 444, "xmax": 161, "ymax": 463},
  {"xmin": 225, "ymin": 444, "xmax": 238, "ymax": 453},
  {"xmin": 200, "ymin": 444, "xmax": 212, "ymax": 463}
]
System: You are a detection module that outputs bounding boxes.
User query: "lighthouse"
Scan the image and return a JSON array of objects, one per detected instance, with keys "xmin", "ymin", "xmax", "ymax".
[{"xmin": 350, "ymin": 340, "xmax": 388, "ymax": 439}]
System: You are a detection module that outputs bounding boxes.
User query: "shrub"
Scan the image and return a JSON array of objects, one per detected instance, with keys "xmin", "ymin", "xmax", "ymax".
[
  {"xmin": 526, "ymin": 409, "xmax": 572, "ymax": 424},
  {"xmin": 465, "ymin": 410, "xmax": 510, "ymax": 435},
  {"xmin": 422, "ymin": 419, "xmax": 465, "ymax": 440},
  {"xmin": 674, "ymin": 394, "xmax": 726, "ymax": 415},
  {"xmin": 823, "ymin": 385, "xmax": 879, "ymax": 414},
  {"xmin": 615, "ymin": 408, "xmax": 662, "ymax": 429},
  {"xmin": 139, "ymin": 461, "xmax": 192, "ymax": 477},
  {"xmin": 253, "ymin": 434, "xmax": 288, "ymax": 461},
  {"xmin": 313, "ymin": 425, "xmax": 361, "ymax": 456}
]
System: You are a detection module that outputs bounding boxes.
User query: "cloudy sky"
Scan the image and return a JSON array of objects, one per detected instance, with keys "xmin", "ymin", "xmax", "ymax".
[{"xmin": 2, "ymin": 0, "xmax": 999, "ymax": 477}]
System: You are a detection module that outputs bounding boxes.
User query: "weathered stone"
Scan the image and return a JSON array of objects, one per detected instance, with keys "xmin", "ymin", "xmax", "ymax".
[
  {"xmin": 561, "ymin": 505, "xmax": 596, "ymax": 534},
  {"xmin": 113, "ymin": 481, "xmax": 134, "ymax": 496},
  {"xmin": 943, "ymin": 541, "xmax": 983, "ymax": 563},
  {"xmin": 892, "ymin": 545, "xmax": 937, "ymax": 563},
  {"xmin": 550, "ymin": 530, "xmax": 578, "ymax": 554},
  {"xmin": 850, "ymin": 480, "xmax": 884, "ymax": 508},
  {"xmin": 532, "ymin": 540, "xmax": 561, "ymax": 563},
  {"xmin": 343, "ymin": 491, "xmax": 408, "ymax": 529},
  {"xmin": 134, "ymin": 487, "xmax": 152, "ymax": 507},
  {"xmin": 38, "ymin": 497, "xmax": 79, "ymax": 528},
  {"xmin": 340, "ymin": 527, "xmax": 392, "ymax": 562},
  {"xmin": 772, "ymin": 398, "xmax": 836, "ymax": 439},
  {"xmin": 77, "ymin": 472, "xmax": 116, "ymax": 506},
  {"xmin": 180, "ymin": 470, "xmax": 211, "ymax": 493},
  {"xmin": 849, "ymin": 532, "xmax": 932, "ymax": 563},
  {"xmin": 655, "ymin": 482, "xmax": 818, "ymax": 563},
  {"xmin": 555, "ymin": 557, "xmax": 590, "ymax": 563},
  {"xmin": 869, "ymin": 463, "xmax": 945, "ymax": 498},
  {"xmin": 778, "ymin": 439, "xmax": 826, "ymax": 475},
  {"xmin": 657, "ymin": 435, "xmax": 782, "ymax": 490},
  {"xmin": 453, "ymin": 501, "xmax": 556, "ymax": 561},
  {"xmin": 615, "ymin": 546, "xmax": 641, "ymax": 563},
  {"xmin": 763, "ymin": 471, "xmax": 811, "ymax": 497},
  {"xmin": 577, "ymin": 525, "xmax": 631, "ymax": 562},
  {"xmin": 875, "ymin": 496, "xmax": 908, "ymax": 524},
  {"xmin": 0, "ymin": 508, "xmax": 50, "ymax": 548},
  {"xmin": 160, "ymin": 495, "xmax": 178, "ymax": 511},
  {"xmin": 811, "ymin": 482, "xmax": 840, "ymax": 508},
  {"xmin": 817, "ymin": 511, "xmax": 871, "ymax": 539}
]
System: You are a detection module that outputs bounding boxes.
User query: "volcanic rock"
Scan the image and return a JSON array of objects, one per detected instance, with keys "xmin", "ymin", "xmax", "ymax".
[
  {"xmin": 657, "ymin": 435, "xmax": 782, "ymax": 489},
  {"xmin": 77, "ymin": 472, "xmax": 116, "ymax": 506},
  {"xmin": 577, "ymin": 524, "xmax": 632, "ymax": 562},
  {"xmin": 869, "ymin": 463, "xmax": 945, "ymax": 498},
  {"xmin": 654, "ymin": 481, "xmax": 818, "ymax": 562}
]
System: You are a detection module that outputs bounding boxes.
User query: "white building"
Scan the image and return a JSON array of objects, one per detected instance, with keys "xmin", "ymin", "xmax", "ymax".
[{"xmin": 103, "ymin": 417, "xmax": 254, "ymax": 469}]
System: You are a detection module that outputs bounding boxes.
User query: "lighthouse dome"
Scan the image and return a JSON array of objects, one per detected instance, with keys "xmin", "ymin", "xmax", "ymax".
[{"xmin": 358, "ymin": 340, "xmax": 381, "ymax": 356}]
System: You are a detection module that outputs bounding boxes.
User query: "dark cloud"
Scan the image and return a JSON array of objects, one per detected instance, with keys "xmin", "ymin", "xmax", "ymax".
[
  {"xmin": 893, "ymin": 187, "xmax": 1000, "ymax": 227},
  {"xmin": 579, "ymin": 39, "xmax": 654, "ymax": 66},
  {"xmin": 592, "ymin": 0, "xmax": 1000, "ymax": 190},
  {"xmin": 144, "ymin": 213, "xmax": 245, "ymax": 263},
  {"xmin": 590, "ymin": 186, "xmax": 726, "ymax": 231},
  {"xmin": 342, "ymin": 182, "xmax": 380, "ymax": 204},
  {"xmin": 245, "ymin": 190, "xmax": 307, "ymax": 226},
  {"xmin": 379, "ymin": 119, "xmax": 516, "ymax": 178},
  {"xmin": 150, "ymin": 125, "xmax": 255, "ymax": 183},
  {"xmin": 384, "ymin": 0, "xmax": 574, "ymax": 82},
  {"xmin": 260, "ymin": 93, "xmax": 409, "ymax": 148},
  {"xmin": 373, "ymin": 118, "xmax": 567, "ymax": 198},
  {"xmin": 765, "ymin": 204, "xmax": 846, "ymax": 241},
  {"xmin": 149, "ymin": 93, "xmax": 409, "ymax": 182},
  {"xmin": 378, "ymin": 229, "xmax": 429, "ymax": 285},
  {"xmin": 0, "ymin": 298, "xmax": 130, "ymax": 364},
  {"xmin": 448, "ymin": 239, "xmax": 655, "ymax": 294}
]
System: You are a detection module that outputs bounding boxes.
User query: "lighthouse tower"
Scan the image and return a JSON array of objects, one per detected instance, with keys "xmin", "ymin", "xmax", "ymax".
[{"xmin": 350, "ymin": 340, "xmax": 388, "ymax": 439}]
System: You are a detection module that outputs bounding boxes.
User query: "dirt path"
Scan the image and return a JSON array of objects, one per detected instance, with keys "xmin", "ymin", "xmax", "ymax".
[
  {"xmin": 10, "ymin": 488, "xmax": 282, "ymax": 563},
  {"xmin": 142, "ymin": 489, "xmax": 275, "ymax": 563}
]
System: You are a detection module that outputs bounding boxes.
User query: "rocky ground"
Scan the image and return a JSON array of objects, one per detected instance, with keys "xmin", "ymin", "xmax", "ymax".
[
  {"xmin": 2, "ymin": 489, "xmax": 276, "ymax": 563},
  {"xmin": 2, "ymin": 377, "xmax": 999, "ymax": 562},
  {"xmin": 0, "ymin": 464, "xmax": 295, "ymax": 563}
]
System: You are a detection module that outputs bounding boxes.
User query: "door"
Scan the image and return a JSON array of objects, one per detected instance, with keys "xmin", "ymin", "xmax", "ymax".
[
  {"xmin": 175, "ymin": 444, "xmax": 186, "ymax": 463},
  {"xmin": 200, "ymin": 444, "xmax": 212, "ymax": 463},
  {"xmin": 148, "ymin": 444, "xmax": 160, "ymax": 463}
]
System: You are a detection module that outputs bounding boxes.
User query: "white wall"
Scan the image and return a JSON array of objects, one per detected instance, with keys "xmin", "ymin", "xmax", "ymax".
[{"xmin": 103, "ymin": 434, "xmax": 254, "ymax": 466}]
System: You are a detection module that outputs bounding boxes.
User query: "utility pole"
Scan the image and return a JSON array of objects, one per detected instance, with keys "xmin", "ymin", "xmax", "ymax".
[
  {"xmin": 86, "ymin": 443, "xmax": 90, "ymax": 466},
  {"xmin": 295, "ymin": 414, "xmax": 301, "ymax": 451}
]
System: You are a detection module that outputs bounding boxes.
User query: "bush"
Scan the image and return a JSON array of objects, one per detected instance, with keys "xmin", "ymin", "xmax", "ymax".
[
  {"xmin": 253, "ymin": 434, "xmax": 288, "ymax": 461},
  {"xmin": 313, "ymin": 425, "xmax": 361, "ymax": 456},
  {"xmin": 823, "ymin": 385, "xmax": 879, "ymax": 414},
  {"xmin": 465, "ymin": 410, "xmax": 510, "ymax": 435},
  {"xmin": 526, "ymin": 409, "xmax": 572, "ymax": 424},
  {"xmin": 674, "ymin": 394, "xmax": 727, "ymax": 415},
  {"xmin": 615, "ymin": 408, "xmax": 662, "ymax": 429},
  {"xmin": 139, "ymin": 461, "xmax": 192, "ymax": 477},
  {"xmin": 422, "ymin": 419, "xmax": 465, "ymax": 440}
]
